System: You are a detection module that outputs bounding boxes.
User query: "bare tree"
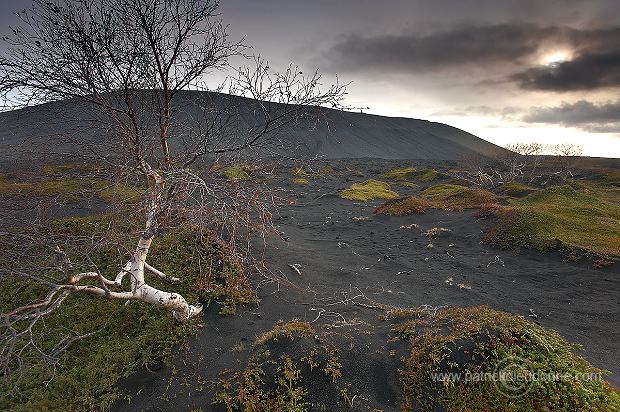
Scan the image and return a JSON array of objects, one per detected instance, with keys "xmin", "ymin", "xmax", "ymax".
[
  {"xmin": 549, "ymin": 142, "xmax": 584, "ymax": 178},
  {"xmin": 453, "ymin": 142, "xmax": 583, "ymax": 188},
  {"xmin": 0, "ymin": 0, "xmax": 345, "ymax": 373}
]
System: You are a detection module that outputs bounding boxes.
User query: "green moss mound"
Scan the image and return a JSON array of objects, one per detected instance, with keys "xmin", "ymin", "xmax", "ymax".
[
  {"xmin": 292, "ymin": 167, "xmax": 308, "ymax": 176},
  {"xmin": 421, "ymin": 184, "xmax": 467, "ymax": 198},
  {"xmin": 215, "ymin": 307, "xmax": 619, "ymax": 411},
  {"xmin": 421, "ymin": 184, "xmax": 500, "ymax": 211},
  {"xmin": 384, "ymin": 167, "xmax": 418, "ymax": 180},
  {"xmin": 414, "ymin": 168, "xmax": 444, "ymax": 181},
  {"xmin": 319, "ymin": 166, "xmax": 336, "ymax": 175},
  {"xmin": 0, "ymin": 214, "xmax": 255, "ymax": 411},
  {"xmin": 485, "ymin": 185, "xmax": 620, "ymax": 257},
  {"xmin": 221, "ymin": 165, "xmax": 252, "ymax": 180},
  {"xmin": 293, "ymin": 177, "xmax": 309, "ymax": 185},
  {"xmin": 340, "ymin": 179, "xmax": 399, "ymax": 202},
  {"xmin": 498, "ymin": 182, "xmax": 537, "ymax": 197},
  {"xmin": 391, "ymin": 305, "xmax": 619, "ymax": 411},
  {"xmin": 375, "ymin": 197, "xmax": 434, "ymax": 215},
  {"xmin": 214, "ymin": 320, "xmax": 342, "ymax": 411},
  {"xmin": 383, "ymin": 167, "xmax": 444, "ymax": 181},
  {"xmin": 0, "ymin": 174, "xmax": 142, "ymax": 201},
  {"xmin": 375, "ymin": 184, "xmax": 499, "ymax": 215}
]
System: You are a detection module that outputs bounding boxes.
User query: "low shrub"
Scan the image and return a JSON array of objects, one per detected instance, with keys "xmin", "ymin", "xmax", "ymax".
[{"xmin": 255, "ymin": 320, "xmax": 315, "ymax": 346}]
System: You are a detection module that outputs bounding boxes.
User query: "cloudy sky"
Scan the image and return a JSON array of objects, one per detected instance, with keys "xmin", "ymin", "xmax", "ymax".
[{"xmin": 2, "ymin": 0, "xmax": 620, "ymax": 157}]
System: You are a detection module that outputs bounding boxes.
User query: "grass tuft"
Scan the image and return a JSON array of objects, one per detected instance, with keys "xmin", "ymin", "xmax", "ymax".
[
  {"xmin": 340, "ymin": 180, "xmax": 399, "ymax": 202},
  {"xmin": 255, "ymin": 320, "xmax": 315, "ymax": 346}
]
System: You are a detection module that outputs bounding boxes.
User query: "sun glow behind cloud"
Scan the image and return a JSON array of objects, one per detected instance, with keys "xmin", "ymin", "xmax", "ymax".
[{"xmin": 540, "ymin": 50, "xmax": 573, "ymax": 67}]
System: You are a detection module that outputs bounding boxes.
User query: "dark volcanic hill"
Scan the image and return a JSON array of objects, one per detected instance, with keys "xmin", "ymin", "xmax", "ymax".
[{"xmin": 0, "ymin": 91, "xmax": 506, "ymax": 164}]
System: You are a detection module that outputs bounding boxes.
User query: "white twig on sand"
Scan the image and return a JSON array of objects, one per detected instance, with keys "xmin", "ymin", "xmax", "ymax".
[
  {"xmin": 288, "ymin": 263, "xmax": 302, "ymax": 275},
  {"xmin": 487, "ymin": 255, "xmax": 505, "ymax": 267}
]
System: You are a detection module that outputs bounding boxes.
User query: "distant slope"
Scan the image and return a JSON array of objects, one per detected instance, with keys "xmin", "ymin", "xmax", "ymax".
[{"xmin": 0, "ymin": 91, "xmax": 507, "ymax": 163}]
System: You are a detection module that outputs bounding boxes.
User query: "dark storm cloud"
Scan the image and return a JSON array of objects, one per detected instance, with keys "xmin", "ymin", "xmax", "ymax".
[
  {"xmin": 325, "ymin": 24, "xmax": 556, "ymax": 72},
  {"xmin": 511, "ymin": 51, "xmax": 620, "ymax": 90},
  {"xmin": 324, "ymin": 23, "xmax": 620, "ymax": 91},
  {"xmin": 524, "ymin": 100, "xmax": 620, "ymax": 132}
]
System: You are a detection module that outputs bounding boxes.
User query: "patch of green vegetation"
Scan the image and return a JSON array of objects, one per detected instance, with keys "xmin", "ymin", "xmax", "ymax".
[
  {"xmin": 394, "ymin": 305, "xmax": 619, "ymax": 411},
  {"xmin": 375, "ymin": 184, "xmax": 499, "ymax": 215},
  {"xmin": 255, "ymin": 320, "xmax": 314, "ymax": 346},
  {"xmin": 214, "ymin": 352, "xmax": 308, "ymax": 412},
  {"xmin": 571, "ymin": 173, "xmax": 620, "ymax": 204},
  {"xmin": 293, "ymin": 167, "xmax": 308, "ymax": 176},
  {"xmin": 420, "ymin": 184, "xmax": 466, "ymax": 198},
  {"xmin": 383, "ymin": 168, "xmax": 444, "ymax": 182},
  {"xmin": 383, "ymin": 167, "xmax": 418, "ymax": 180},
  {"xmin": 413, "ymin": 169, "xmax": 444, "ymax": 181},
  {"xmin": 340, "ymin": 179, "xmax": 399, "ymax": 202},
  {"xmin": 591, "ymin": 169, "xmax": 620, "ymax": 186},
  {"xmin": 293, "ymin": 178, "xmax": 309, "ymax": 185},
  {"xmin": 319, "ymin": 166, "xmax": 336, "ymax": 175},
  {"xmin": 0, "ymin": 174, "xmax": 142, "ymax": 202},
  {"xmin": 214, "ymin": 321, "xmax": 344, "ymax": 412},
  {"xmin": 421, "ymin": 184, "xmax": 500, "ymax": 211},
  {"xmin": 374, "ymin": 197, "xmax": 434, "ymax": 215},
  {"xmin": 0, "ymin": 214, "xmax": 255, "ymax": 411},
  {"xmin": 42, "ymin": 164, "xmax": 81, "ymax": 176},
  {"xmin": 485, "ymin": 185, "xmax": 620, "ymax": 257},
  {"xmin": 221, "ymin": 165, "xmax": 252, "ymax": 180},
  {"xmin": 398, "ymin": 181, "xmax": 418, "ymax": 188},
  {"xmin": 498, "ymin": 182, "xmax": 537, "ymax": 197}
]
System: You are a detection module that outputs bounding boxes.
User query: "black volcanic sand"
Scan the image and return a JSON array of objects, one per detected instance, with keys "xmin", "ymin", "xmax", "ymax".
[{"xmin": 105, "ymin": 159, "xmax": 617, "ymax": 411}]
